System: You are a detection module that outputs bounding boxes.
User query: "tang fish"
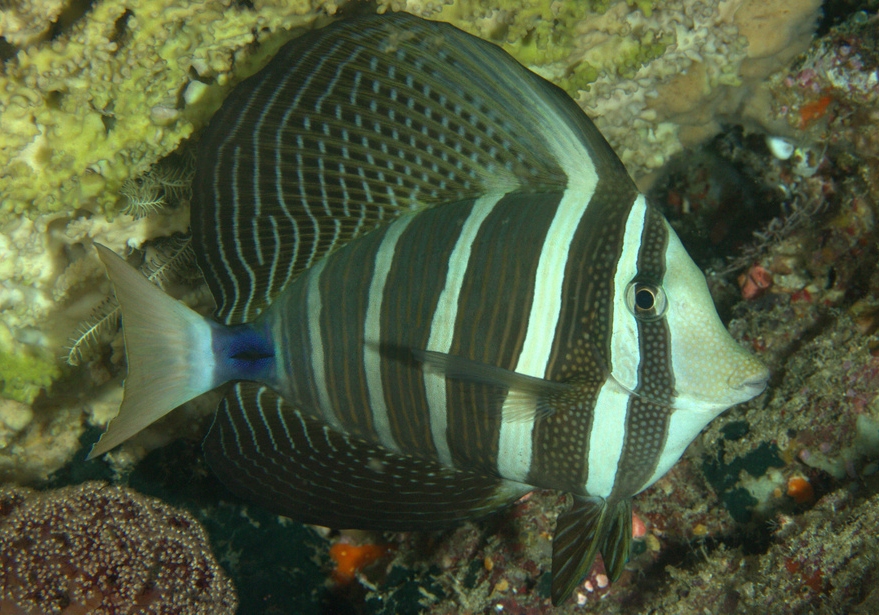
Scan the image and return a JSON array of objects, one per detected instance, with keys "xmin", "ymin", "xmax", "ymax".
[{"xmin": 90, "ymin": 12, "xmax": 769, "ymax": 605}]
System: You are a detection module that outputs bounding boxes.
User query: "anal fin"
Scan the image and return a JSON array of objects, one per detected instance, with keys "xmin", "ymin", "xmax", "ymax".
[
  {"xmin": 204, "ymin": 383, "xmax": 530, "ymax": 530},
  {"xmin": 551, "ymin": 497, "xmax": 632, "ymax": 605}
]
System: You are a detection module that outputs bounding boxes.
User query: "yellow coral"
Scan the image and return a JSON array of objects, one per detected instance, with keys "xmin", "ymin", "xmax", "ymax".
[
  {"xmin": 0, "ymin": 0, "xmax": 334, "ymax": 228},
  {"xmin": 0, "ymin": 0, "xmax": 70, "ymax": 47}
]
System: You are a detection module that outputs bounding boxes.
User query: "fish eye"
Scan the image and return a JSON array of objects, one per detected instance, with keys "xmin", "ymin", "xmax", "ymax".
[{"xmin": 625, "ymin": 280, "xmax": 668, "ymax": 321}]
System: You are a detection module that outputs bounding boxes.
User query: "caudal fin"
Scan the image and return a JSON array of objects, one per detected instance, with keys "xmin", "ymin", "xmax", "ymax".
[{"xmin": 88, "ymin": 244, "xmax": 218, "ymax": 458}]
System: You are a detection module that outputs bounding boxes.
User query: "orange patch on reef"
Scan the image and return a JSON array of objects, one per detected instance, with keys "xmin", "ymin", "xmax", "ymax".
[
  {"xmin": 799, "ymin": 95, "xmax": 832, "ymax": 128},
  {"xmin": 329, "ymin": 542, "xmax": 389, "ymax": 584},
  {"xmin": 786, "ymin": 476, "xmax": 815, "ymax": 504},
  {"xmin": 631, "ymin": 512, "xmax": 647, "ymax": 539},
  {"xmin": 738, "ymin": 264, "xmax": 773, "ymax": 300}
]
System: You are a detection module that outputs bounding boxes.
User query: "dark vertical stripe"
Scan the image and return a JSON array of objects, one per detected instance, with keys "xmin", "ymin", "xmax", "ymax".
[
  {"xmin": 316, "ymin": 225, "xmax": 390, "ymax": 441},
  {"xmin": 378, "ymin": 201, "xmax": 477, "ymax": 456},
  {"xmin": 528, "ymin": 179, "xmax": 639, "ymax": 492},
  {"xmin": 613, "ymin": 206, "xmax": 674, "ymax": 498},
  {"xmin": 446, "ymin": 192, "xmax": 561, "ymax": 472}
]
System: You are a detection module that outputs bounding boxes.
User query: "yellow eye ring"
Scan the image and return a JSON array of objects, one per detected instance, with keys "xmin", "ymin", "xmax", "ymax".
[{"xmin": 625, "ymin": 280, "xmax": 668, "ymax": 321}]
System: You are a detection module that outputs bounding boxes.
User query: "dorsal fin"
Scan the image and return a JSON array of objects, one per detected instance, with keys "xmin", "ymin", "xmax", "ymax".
[{"xmin": 192, "ymin": 11, "xmax": 634, "ymax": 324}]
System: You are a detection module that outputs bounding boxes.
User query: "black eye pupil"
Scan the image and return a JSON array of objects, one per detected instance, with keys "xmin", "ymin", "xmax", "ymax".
[{"xmin": 635, "ymin": 288, "xmax": 655, "ymax": 310}]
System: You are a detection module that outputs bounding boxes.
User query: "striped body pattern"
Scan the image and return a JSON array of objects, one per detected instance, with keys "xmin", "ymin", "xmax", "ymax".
[{"xmin": 92, "ymin": 12, "xmax": 769, "ymax": 605}]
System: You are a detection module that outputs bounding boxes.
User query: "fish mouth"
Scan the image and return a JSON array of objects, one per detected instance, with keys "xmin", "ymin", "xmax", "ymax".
[{"xmin": 730, "ymin": 371, "xmax": 770, "ymax": 395}]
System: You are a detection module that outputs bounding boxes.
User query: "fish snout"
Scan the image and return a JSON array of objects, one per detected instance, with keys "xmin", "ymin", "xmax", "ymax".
[{"xmin": 728, "ymin": 361, "xmax": 770, "ymax": 398}]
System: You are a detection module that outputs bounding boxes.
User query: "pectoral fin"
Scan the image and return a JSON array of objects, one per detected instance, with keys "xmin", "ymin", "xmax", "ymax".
[{"xmin": 411, "ymin": 348, "xmax": 572, "ymax": 422}]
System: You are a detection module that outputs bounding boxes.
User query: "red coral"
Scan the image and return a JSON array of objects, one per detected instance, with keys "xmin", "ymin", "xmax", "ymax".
[
  {"xmin": 799, "ymin": 95, "xmax": 833, "ymax": 128},
  {"xmin": 329, "ymin": 542, "xmax": 390, "ymax": 585},
  {"xmin": 0, "ymin": 482, "xmax": 237, "ymax": 615},
  {"xmin": 738, "ymin": 265, "xmax": 773, "ymax": 300}
]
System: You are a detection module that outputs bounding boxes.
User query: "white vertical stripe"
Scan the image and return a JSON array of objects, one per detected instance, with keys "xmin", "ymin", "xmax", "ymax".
[
  {"xmin": 583, "ymin": 194, "xmax": 648, "ymax": 495},
  {"xmin": 584, "ymin": 380, "xmax": 631, "ymax": 497},
  {"xmin": 425, "ymin": 193, "xmax": 504, "ymax": 467},
  {"xmin": 610, "ymin": 194, "xmax": 648, "ymax": 391},
  {"xmin": 363, "ymin": 215, "xmax": 417, "ymax": 452},
  {"xmin": 305, "ymin": 258, "xmax": 342, "ymax": 430},
  {"xmin": 495, "ymin": 189, "xmax": 592, "ymax": 482}
]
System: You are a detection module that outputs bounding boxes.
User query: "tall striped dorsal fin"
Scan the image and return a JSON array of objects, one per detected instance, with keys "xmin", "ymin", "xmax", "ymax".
[
  {"xmin": 203, "ymin": 383, "xmax": 531, "ymax": 529},
  {"xmin": 192, "ymin": 11, "xmax": 635, "ymax": 324}
]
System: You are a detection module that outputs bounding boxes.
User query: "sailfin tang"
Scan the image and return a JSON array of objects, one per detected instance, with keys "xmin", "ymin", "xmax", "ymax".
[
  {"xmin": 551, "ymin": 497, "xmax": 632, "ymax": 605},
  {"xmin": 204, "ymin": 383, "xmax": 530, "ymax": 529},
  {"xmin": 88, "ymin": 245, "xmax": 219, "ymax": 458},
  {"xmin": 193, "ymin": 11, "xmax": 632, "ymax": 324}
]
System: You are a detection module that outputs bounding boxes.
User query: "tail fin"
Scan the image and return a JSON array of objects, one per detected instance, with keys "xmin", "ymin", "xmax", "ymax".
[{"xmin": 87, "ymin": 244, "xmax": 219, "ymax": 459}]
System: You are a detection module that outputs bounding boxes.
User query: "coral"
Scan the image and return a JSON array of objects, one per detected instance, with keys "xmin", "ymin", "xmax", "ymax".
[
  {"xmin": 0, "ymin": 481, "xmax": 237, "ymax": 614},
  {"xmin": 654, "ymin": 489, "xmax": 879, "ymax": 614},
  {"xmin": 0, "ymin": 398, "xmax": 32, "ymax": 450},
  {"xmin": 0, "ymin": 0, "xmax": 71, "ymax": 47},
  {"xmin": 389, "ymin": 0, "xmax": 821, "ymax": 179},
  {"xmin": 768, "ymin": 9, "xmax": 879, "ymax": 143},
  {"xmin": 329, "ymin": 540, "xmax": 391, "ymax": 585},
  {"xmin": 0, "ymin": 0, "xmax": 334, "ymax": 227},
  {"xmin": 0, "ymin": 327, "xmax": 59, "ymax": 403}
]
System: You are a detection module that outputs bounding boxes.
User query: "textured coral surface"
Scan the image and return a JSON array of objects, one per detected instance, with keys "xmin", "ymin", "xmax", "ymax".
[{"xmin": 0, "ymin": 481, "xmax": 237, "ymax": 614}]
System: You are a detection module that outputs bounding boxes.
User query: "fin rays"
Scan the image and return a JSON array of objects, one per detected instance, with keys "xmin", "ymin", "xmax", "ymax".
[
  {"xmin": 205, "ymin": 382, "xmax": 531, "ymax": 529},
  {"xmin": 88, "ymin": 245, "xmax": 218, "ymax": 458},
  {"xmin": 192, "ymin": 12, "xmax": 594, "ymax": 324},
  {"xmin": 551, "ymin": 497, "xmax": 632, "ymax": 605}
]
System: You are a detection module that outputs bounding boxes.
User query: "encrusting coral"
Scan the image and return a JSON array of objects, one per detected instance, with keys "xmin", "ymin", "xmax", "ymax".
[
  {"xmin": 388, "ymin": 0, "xmax": 823, "ymax": 177},
  {"xmin": 0, "ymin": 0, "xmax": 334, "ymax": 472},
  {"xmin": 0, "ymin": 0, "xmax": 329, "ymax": 225},
  {"xmin": 0, "ymin": 0, "xmax": 69, "ymax": 48},
  {"xmin": 0, "ymin": 481, "xmax": 238, "ymax": 614},
  {"xmin": 1, "ymin": 0, "xmax": 822, "ymax": 224}
]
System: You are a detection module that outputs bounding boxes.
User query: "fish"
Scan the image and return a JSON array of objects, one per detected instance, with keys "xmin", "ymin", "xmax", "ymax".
[{"xmin": 89, "ymin": 12, "xmax": 769, "ymax": 605}]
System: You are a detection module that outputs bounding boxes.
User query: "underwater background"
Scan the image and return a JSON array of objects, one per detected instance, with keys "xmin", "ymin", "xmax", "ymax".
[{"xmin": 2, "ymin": 0, "xmax": 879, "ymax": 613}]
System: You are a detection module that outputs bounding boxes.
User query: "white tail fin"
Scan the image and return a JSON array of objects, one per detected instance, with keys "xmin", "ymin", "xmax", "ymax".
[{"xmin": 88, "ymin": 244, "xmax": 218, "ymax": 458}]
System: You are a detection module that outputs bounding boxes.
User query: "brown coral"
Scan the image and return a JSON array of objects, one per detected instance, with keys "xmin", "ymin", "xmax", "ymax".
[{"xmin": 0, "ymin": 481, "xmax": 237, "ymax": 615}]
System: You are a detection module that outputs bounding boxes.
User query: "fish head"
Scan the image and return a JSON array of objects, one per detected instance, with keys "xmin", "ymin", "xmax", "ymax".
[
  {"xmin": 597, "ymin": 207, "xmax": 769, "ymax": 495},
  {"xmin": 608, "ymin": 207, "xmax": 769, "ymax": 417},
  {"xmin": 657, "ymin": 223, "xmax": 769, "ymax": 413}
]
